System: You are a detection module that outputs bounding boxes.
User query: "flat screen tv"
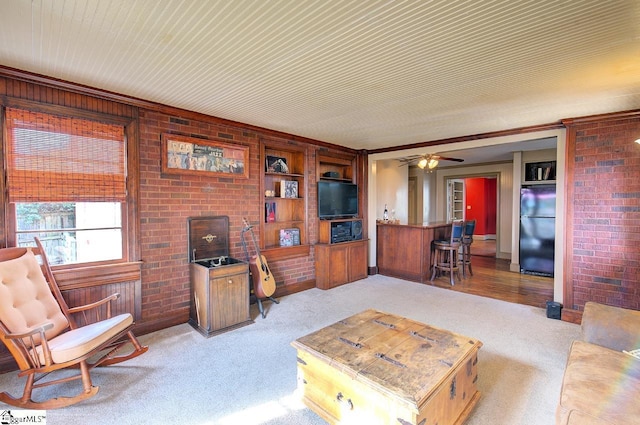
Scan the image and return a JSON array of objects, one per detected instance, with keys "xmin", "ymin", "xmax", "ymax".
[{"xmin": 318, "ymin": 181, "xmax": 358, "ymax": 219}]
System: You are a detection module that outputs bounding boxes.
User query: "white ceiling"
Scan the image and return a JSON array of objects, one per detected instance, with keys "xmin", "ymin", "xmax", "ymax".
[
  {"xmin": 1, "ymin": 0, "xmax": 639, "ymax": 152},
  {"xmin": 398, "ymin": 136, "xmax": 559, "ymax": 167}
]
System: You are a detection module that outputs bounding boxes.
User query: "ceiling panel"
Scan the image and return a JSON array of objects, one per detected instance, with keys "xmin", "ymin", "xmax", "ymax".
[{"xmin": 0, "ymin": 0, "xmax": 639, "ymax": 150}]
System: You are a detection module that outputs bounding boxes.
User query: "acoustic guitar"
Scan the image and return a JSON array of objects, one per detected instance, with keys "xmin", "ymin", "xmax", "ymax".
[{"xmin": 242, "ymin": 218, "xmax": 276, "ymax": 299}]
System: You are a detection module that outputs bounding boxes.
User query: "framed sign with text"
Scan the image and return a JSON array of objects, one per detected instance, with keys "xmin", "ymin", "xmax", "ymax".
[{"xmin": 161, "ymin": 133, "xmax": 249, "ymax": 179}]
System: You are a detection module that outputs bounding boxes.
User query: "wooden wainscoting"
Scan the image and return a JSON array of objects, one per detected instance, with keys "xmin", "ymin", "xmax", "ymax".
[
  {"xmin": 61, "ymin": 280, "xmax": 140, "ymax": 324},
  {"xmin": 54, "ymin": 262, "xmax": 143, "ymax": 320}
]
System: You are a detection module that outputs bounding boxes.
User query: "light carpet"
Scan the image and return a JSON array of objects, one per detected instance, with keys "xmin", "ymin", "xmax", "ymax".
[{"xmin": 0, "ymin": 274, "xmax": 580, "ymax": 424}]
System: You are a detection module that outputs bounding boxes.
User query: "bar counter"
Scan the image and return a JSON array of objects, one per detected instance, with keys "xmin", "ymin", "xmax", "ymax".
[{"xmin": 376, "ymin": 221, "xmax": 451, "ymax": 283}]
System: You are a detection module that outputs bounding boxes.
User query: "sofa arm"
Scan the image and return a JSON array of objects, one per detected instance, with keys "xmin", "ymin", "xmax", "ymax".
[
  {"xmin": 581, "ymin": 302, "xmax": 640, "ymax": 352},
  {"xmin": 564, "ymin": 409, "xmax": 618, "ymax": 425}
]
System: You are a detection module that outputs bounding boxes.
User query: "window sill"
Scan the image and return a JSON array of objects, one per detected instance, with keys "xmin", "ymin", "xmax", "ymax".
[{"xmin": 53, "ymin": 261, "xmax": 143, "ymax": 290}]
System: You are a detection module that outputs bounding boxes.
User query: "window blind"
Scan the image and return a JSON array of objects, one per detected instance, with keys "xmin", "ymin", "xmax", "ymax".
[{"xmin": 5, "ymin": 108, "xmax": 126, "ymax": 203}]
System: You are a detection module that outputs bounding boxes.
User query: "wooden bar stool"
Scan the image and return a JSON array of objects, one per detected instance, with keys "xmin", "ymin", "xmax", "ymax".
[
  {"xmin": 430, "ymin": 221, "xmax": 464, "ymax": 285},
  {"xmin": 460, "ymin": 219, "xmax": 476, "ymax": 277}
]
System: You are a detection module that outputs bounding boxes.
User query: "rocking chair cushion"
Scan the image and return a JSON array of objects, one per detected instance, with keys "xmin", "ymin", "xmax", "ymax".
[
  {"xmin": 0, "ymin": 250, "xmax": 69, "ymax": 345},
  {"xmin": 32, "ymin": 313, "xmax": 134, "ymax": 365}
]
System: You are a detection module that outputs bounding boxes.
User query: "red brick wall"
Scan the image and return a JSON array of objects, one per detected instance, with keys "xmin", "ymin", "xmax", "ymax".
[
  {"xmin": 138, "ymin": 110, "xmax": 320, "ymax": 323},
  {"xmin": 566, "ymin": 114, "xmax": 640, "ymax": 311},
  {"xmin": 3, "ymin": 71, "xmax": 637, "ymax": 323},
  {"xmin": 0, "ymin": 73, "xmax": 339, "ymax": 329},
  {"xmin": 0, "ymin": 72, "xmax": 354, "ymax": 371}
]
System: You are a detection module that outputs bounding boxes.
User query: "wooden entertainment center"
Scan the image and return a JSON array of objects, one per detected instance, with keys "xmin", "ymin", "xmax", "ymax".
[
  {"xmin": 314, "ymin": 152, "xmax": 368, "ymax": 290},
  {"xmin": 316, "ymin": 219, "xmax": 368, "ymax": 290},
  {"xmin": 258, "ymin": 144, "xmax": 367, "ymax": 291}
]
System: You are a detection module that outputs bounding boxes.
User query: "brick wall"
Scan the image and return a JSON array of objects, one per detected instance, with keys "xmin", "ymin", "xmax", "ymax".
[
  {"xmin": 0, "ymin": 73, "xmax": 346, "ymax": 332},
  {"xmin": 566, "ymin": 114, "xmax": 640, "ymax": 311},
  {"xmin": 3, "ymin": 70, "xmax": 637, "ymax": 326},
  {"xmin": 138, "ymin": 110, "xmax": 323, "ymax": 323}
]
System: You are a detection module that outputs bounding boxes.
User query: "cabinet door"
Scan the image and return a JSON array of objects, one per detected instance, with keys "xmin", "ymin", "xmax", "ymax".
[
  {"xmin": 316, "ymin": 241, "xmax": 367, "ymax": 290},
  {"xmin": 327, "ymin": 244, "xmax": 349, "ymax": 288},
  {"xmin": 348, "ymin": 241, "xmax": 368, "ymax": 282},
  {"xmin": 210, "ymin": 273, "xmax": 249, "ymax": 330},
  {"xmin": 315, "ymin": 244, "xmax": 348, "ymax": 289}
]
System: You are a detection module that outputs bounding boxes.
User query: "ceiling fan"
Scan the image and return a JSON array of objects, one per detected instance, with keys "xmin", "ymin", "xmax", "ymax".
[{"xmin": 398, "ymin": 153, "xmax": 465, "ymax": 169}]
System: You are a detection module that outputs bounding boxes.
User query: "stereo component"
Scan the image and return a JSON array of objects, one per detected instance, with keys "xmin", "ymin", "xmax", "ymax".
[{"xmin": 319, "ymin": 219, "xmax": 363, "ymax": 244}]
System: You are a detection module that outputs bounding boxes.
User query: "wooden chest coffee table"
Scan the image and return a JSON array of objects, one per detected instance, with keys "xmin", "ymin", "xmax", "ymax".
[{"xmin": 291, "ymin": 309, "xmax": 482, "ymax": 425}]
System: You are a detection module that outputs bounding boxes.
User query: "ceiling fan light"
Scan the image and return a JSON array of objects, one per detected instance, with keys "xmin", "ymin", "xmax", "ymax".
[
  {"xmin": 428, "ymin": 159, "xmax": 439, "ymax": 169},
  {"xmin": 417, "ymin": 158, "xmax": 428, "ymax": 169}
]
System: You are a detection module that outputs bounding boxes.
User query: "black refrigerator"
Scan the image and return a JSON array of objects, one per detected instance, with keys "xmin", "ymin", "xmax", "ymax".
[{"xmin": 520, "ymin": 185, "xmax": 556, "ymax": 277}]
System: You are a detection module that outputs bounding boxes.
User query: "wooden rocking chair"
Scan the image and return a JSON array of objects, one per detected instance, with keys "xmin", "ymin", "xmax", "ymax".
[{"xmin": 0, "ymin": 238, "xmax": 148, "ymax": 409}]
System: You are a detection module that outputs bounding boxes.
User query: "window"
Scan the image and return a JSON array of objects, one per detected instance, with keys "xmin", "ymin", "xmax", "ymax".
[{"xmin": 5, "ymin": 108, "xmax": 128, "ymax": 266}]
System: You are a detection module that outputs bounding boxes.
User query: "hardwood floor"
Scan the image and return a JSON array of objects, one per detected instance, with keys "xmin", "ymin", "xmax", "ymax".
[
  {"xmin": 469, "ymin": 239, "xmax": 496, "ymax": 257},
  {"xmin": 428, "ymin": 254, "xmax": 554, "ymax": 310}
]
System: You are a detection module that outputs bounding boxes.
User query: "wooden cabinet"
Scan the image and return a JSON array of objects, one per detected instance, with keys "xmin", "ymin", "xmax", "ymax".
[
  {"xmin": 377, "ymin": 222, "xmax": 451, "ymax": 283},
  {"xmin": 314, "ymin": 152, "xmax": 367, "ymax": 290},
  {"xmin": 260, "ymin": 139, "xmax": 309, "ymax": 259},
  {"xmin": 189, "ymin": 261, "xmax": 252, "ymax": 337},
  {"xmin": 315, "ymin": 239, "xmax": 368, "ymax": 290},
  {"xmin": 316, "ymin": 152, "xmax": 355, "ymax": 182},
  {"xmin": 187, "ymin": 215, "xmax": 252, "ymax": 337}
]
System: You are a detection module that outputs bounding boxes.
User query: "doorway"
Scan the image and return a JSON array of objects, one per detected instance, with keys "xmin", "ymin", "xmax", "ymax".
[
  {"xmin": 408, "ymin": 176, "xmax": 417, "ymax": 224},
  {"xmin": 446, "ymin": 175, "xmax": 498, "ymax": 258},
  {"xmin": 369, "ymin": 130, "xmax": 565, "ymax": 306}
]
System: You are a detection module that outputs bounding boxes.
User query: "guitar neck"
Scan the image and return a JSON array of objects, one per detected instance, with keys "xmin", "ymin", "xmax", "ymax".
[{"xmin": 243, "ymin": 218, "xmax": 262, "ymax": 257}]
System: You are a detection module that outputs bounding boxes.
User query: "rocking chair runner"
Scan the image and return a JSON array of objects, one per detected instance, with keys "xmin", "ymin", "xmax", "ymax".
[{"xmin": 0, "ymin": 238, "xmax": 148, "ymax": 409}]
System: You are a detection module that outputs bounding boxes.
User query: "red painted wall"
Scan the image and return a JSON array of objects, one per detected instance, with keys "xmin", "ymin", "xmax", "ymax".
[
  {"xmin": 464, "ymin": 177, "xmax": 497, "ymax": 236},
  {"xmin": 465, "ymin": 178, "xmax": 486, "ymax": 234},
  {"xmin": 485, "ymin": 178, "xmax": 497, "ymax": 234}
]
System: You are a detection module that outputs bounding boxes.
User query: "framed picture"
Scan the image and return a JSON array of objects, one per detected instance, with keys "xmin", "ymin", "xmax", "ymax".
[
  {"xmin": 162, "ymin": 133, "xmax": 249, "ymax": 179},
  {"xmin": 280, "ymin": 180, "xmax": 298, "ymax": 198},
  {"xmin": 279, "ymin": 228, "xmax": 300, "ymax": 247},
  {"xmin": 266, "ymin": 155, "xmax": 289, "ymax": 173}
]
